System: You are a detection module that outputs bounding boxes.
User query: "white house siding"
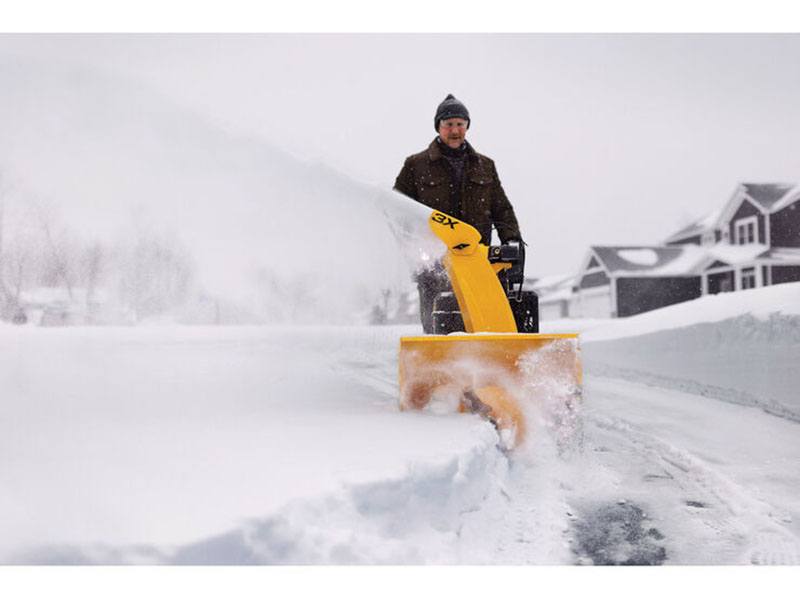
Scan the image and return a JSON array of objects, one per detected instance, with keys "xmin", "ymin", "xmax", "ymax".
[
  {"xmin": 539, "ymin": 299, "xmax": 568, "ymax": 321},
  {"xmin": 570, "ymin": 285, "xmax": 613, "ymax": 318}
]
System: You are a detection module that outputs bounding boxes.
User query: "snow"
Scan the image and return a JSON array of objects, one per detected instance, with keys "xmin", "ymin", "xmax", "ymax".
[
  {"xmin": 538, "ymin": 287, "xmax": 574, "ymax": 303},
  {"xmin": 530, "ymin": 273, "xmax": 577, "ymax": 304},
  {"xmin": 582, "ymin": 281, "xmax": 800, "ymax": 342},
  {"xmin": 0, "ymin": 59, "xmax": 430, "ymax": 324},
  {"xmin": 611, "ymin": 245, "xmax": 707, "ymax": 277},
  {"xmin": 1, "ymin": 47, "xmax": 799, "ymax": 567},
  {"xmin": 666, "ymin": 207, "xmax": 723, "ymax": 242},
  {"xmin": 577, "ymin": 379, "xmax": 800, "ymax": 564},
  {"xmin": 767, "ymin": 247, "xmax": 800, "ymax": 261},
  {"xmin": 606, "ymin": 243, "xmax": 776, "ymax": 278},
  {"xmin": 530, "ymin": 273, "xmax": 575, "ymax": 290},
  {"xmin": 2, "ymin": 281, "xmax": 799, "ymax": 565},
  {"xmin": 0, "ymin": 324, "xmax": 500, "ymax": 562},
  {"xmin": 617, "ymin": 249, "xmax": 659, "ymax": 266},
  {"xmin": 698, "ymin": 207, "xmax": 724, "ymax": 230},
  {"xmin": 707, "ymin": 242, "xmax": 769, "ymax": 265}
]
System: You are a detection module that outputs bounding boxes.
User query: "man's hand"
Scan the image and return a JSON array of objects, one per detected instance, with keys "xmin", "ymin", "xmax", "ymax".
[{"xmin": 498, "ymin": 238, "xmax": 525, "ymax": 262}]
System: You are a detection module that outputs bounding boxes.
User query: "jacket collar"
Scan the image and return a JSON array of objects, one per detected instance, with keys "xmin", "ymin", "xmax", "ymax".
[{"xmin": 427, "ymin": 137, "xmax": 476, "ymax": 162}]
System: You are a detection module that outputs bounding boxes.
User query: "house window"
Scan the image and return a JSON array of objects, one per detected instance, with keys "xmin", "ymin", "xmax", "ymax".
[
  {"xmin": 741, "ymin": 267, "xmax": 756, "ymax": 289},
  {"xmin": 734, "ymin": 216, "xmax": 759, "ymax": 245}
]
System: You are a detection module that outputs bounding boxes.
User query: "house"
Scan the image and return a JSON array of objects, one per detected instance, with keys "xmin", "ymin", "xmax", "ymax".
[
  {"xmin": 567, "ymin": 182, "xmax": 800, "ymax": 319},
  {"xmin": 568, "ymin": 182, "xmax": 800, "ymax": 319},
  {"xmin": 570, "ymin": 245, "xmax": 706, "ymax": 318},
  {"xmin": 527, "ymin": 273, "xmax": 576, "ymax": 320},
  {"xmin": 663, "ymin": 208, "xmax": 724, "ymax": 246},
  {"xmin": 666, "ymin": 183, "xmax": 800, "ymax": 294}
]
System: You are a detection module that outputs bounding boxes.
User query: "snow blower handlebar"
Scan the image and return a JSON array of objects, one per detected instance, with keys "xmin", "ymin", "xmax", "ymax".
[{"xmin": 489, "ymin": 240, "xmax": 525, "ymax": 302}]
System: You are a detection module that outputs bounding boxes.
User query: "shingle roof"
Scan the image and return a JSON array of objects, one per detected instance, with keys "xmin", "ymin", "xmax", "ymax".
[
  {"xmin": 591, "ymin": 245, "xmax": 707, "ymax": 276},
  {"xmin": 665, "ymin": 183, "xmax": 797, "ymax": 243},
  {"xmin": 588, "ymin": 243, "xmax": 795, "ymax": 276},
  {"xmin": 742, "ymin": 183, "xmax": 795, "ymax": 210},
  {"xmin": 771, "ymin": 186, "xmax": 800, "ymax": 213}
]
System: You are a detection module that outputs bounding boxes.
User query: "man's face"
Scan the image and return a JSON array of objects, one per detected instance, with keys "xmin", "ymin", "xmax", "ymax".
[{"xmin": 438, "ymin": 118, "xmax": 468, "ymax": 149}]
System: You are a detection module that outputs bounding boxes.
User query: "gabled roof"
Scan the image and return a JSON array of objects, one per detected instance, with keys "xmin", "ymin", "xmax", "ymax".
[
  {"xmin": 742, "ymin": 183, "xmax": 795, "ymax": 210},
  {"xmin": 667, "ymin": 183, "xmax": 798, "ymax": 244},
  {"xmin": 714, "ymin": 182, "xmax": 797, "ymax": 231},
  {"xmin": 590, "ymin": 245, "xmax": 707, "ymax": 277},
  {"xmin": 771, "ymin": 185, "xmax": 800, "ymax": 213},
  {"xmin": 580, "ymin": 242, "xmax": 797, "ymax": 280}
]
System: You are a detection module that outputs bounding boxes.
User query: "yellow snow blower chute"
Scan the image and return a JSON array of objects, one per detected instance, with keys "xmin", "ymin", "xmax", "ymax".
[{"xmin": 398, "ymin": 211, "xmax": 582, "ymax": 449}]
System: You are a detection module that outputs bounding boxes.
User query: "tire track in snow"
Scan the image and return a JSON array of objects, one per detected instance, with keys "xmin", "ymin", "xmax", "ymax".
[
  {"xmin": 581, "ymin": 379, "xmax": 800, "ymax": 565},
  {"xmin": 586, "ymin": 362, "xmax": 800, "ymax": 424}
]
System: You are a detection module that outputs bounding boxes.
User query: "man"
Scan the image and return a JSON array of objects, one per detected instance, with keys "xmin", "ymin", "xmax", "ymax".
[{"xmin": 394, "ymin": 93, "xmax": 523, "ymax": 332}]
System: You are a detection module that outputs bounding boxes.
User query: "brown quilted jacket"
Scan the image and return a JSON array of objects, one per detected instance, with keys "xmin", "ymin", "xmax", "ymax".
[{"xmin": 393, "ymin": 138, "xmax": 522, "ymax": 244}]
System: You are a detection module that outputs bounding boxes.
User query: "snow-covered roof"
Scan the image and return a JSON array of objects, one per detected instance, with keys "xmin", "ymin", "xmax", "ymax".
[
  {"xmin": 529, "ymin": 272, "xmax": 576, "ymax": 291},
  {"xmin": 587, "ymin": 242, "xmax": 789, "ymax": 277},
  {"xmin": 664, "ymin": 208, "xmax": 723, "ymax": 243},
  {"xmin": 704, "ymin": 243, "xmax": 769, "ymax": 267},
  {"xmin": 591, "ymin": 245, "xmax": 708, "ymax": 277},
  {"xmin": 666, "ymin": 182, "xmax": 798, "ymax": 244},
  {"xmin": 716, "ymin": 182, "xmax": 798, "ymax": 226},
  {"xmin": 538, "ymin": 289, "xmax": 574, "ymax": 304},
  {"xmin": 760, "ymin": 247, "xmax": 800, "ymax": 263},
  {"xmin": 531, "ymin": 273, "xmax": 577, "ymax": 303}
]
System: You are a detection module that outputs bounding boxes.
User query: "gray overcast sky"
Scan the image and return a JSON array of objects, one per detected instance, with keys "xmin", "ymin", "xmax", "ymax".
[{"xmin": 3, "ymin": 33, "xmax": 800, "ymax": 276}]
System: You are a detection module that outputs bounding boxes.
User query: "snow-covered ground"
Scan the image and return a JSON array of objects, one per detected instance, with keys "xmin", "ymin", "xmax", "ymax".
[{"xmin": 1, "ymin": 282, "xmax": 799, "ymax": 565}]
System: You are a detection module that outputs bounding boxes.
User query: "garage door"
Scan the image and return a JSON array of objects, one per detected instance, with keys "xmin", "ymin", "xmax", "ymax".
[{"xmin": 571, "ymin": 285, "xmax": 612, "ymax": 318}]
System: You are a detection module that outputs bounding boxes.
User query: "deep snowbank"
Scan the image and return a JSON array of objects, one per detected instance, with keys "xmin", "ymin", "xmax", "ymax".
[
  {"xmin": 170, "ymin": 423, "xmax": 506, "ymax": 565},
  {"xmin": 0, "ymin": 324, "xmax": 505, "ymax": 563},
  {"xmin": 581, "ymin": 281, "xmax": 800, "ymax": 343},
  {"xmin": 574, "ymin": 282, "xmax": 800, "ymax": 419},
  {"xmin": 1, "ymin": 322, "xmax": 585, "ymax": 565}
]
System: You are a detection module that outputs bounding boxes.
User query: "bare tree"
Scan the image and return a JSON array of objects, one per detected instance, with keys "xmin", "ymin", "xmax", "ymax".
[
  {"xmin": 0, "ymin": 171, "xmax": 11, "ymax": 310},
  {"xmin": 117, "ymin": 227, "xmax": 196, "ymax": 321},
  {"xmin": 81, "ymin": 241, "xmax": 107, "ymax": 315},
  {"xmin": 1, "ymin": 229, "xmax": 39, "ymax": 305},
  {"xmin": 35, "ymin": 203, "xmax": 77, "ymax": 301}
]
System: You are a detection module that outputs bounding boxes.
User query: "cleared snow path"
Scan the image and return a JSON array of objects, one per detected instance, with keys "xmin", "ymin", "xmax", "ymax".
[{"xmin": 576, "ymin": 374, "xmax": 800, "ymax": 565}]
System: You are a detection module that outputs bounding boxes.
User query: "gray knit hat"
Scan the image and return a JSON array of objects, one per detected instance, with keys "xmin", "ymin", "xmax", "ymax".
[{"xmin": 434, "ymin": 94, "xmax": 470, "ymax": 131}]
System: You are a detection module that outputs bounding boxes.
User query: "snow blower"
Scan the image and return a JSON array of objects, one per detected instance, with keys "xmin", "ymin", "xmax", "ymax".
[{"xmin": 398, "ymin": 210, "xmax": 582, "ymax": 449}]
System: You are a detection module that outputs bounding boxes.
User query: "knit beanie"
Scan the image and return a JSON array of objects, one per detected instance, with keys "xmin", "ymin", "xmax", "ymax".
[{"xmin": 434, "ymin": 94, "xmax": 470, "ymax": 131}]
